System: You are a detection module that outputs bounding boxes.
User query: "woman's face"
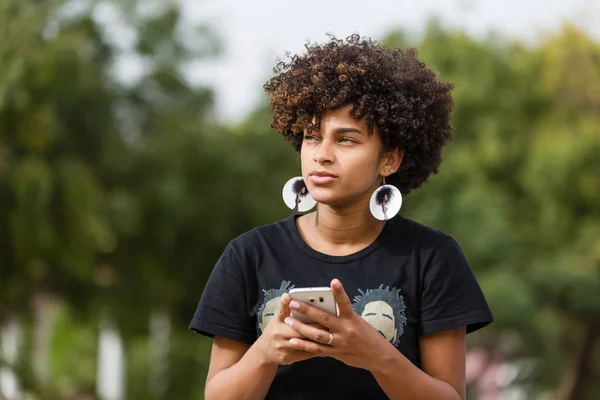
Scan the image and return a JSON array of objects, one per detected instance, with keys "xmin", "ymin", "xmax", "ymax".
[{"xmin": 300, "ymin": 105, "xmax": 399, "ymax": 208}]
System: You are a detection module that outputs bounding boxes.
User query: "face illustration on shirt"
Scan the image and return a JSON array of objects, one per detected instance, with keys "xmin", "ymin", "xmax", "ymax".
[
  {"xmin": 361, "ymin": 300, "xmax": 398, "ymax": 343},
  {"xmin": 352, "ymin": 285, "xmax": 407, "ymax": 346},
  {"xmin": 259, "ymin": 297, "xmax": 280, "ymax": 332},
  {"xmin": 257, "ymin": 281, "xmax": 295, "ymax": 333}
]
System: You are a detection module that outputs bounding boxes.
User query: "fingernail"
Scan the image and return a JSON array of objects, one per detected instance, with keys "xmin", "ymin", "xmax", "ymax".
[
  {"xmin": 289, "ymin": 301, "xmax": 300, "ymax": 309},
  {"xmin": 284, "ymin": 317, "xmax": 294, "ymax": 326},
  {"xmin": 289, "ymin": 339, "xmax": 298, "ymax": 345},
  {"xmin": 333, "ymin": 280, "xmax": 341, "ymax": 289}
]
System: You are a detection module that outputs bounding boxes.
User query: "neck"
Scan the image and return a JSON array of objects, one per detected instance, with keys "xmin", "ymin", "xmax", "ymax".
[{"xmin": 308, "ymin": 199, "xmax": 385, "ymax": 247}]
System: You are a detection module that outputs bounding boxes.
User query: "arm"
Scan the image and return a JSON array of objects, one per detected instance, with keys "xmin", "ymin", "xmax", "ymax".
[
  {"xmin": 205, "ymin": 337, "xmax": 278, "ymax": 400},
  {"xmin": 370, "ymin": 327, "xmax": 466, "ymax": 400},
  {"xmin": 368, "ymin": 236, "xmax": 492, "ymax": 399},
  {"xmin": 205, "ymin": 293, "xmax": 320, "ymax": 400}
]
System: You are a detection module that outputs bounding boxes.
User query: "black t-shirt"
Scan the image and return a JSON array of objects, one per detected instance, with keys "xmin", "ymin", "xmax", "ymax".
[{"xmin": 190, "ymin": 214, "xmax": 493, "ymax": 400}]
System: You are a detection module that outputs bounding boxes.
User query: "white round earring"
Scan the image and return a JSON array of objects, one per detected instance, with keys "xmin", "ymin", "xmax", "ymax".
[
  {"xmin": 282, "ymin": 176, "xmax": 316, "ymax": 212},
  {"xmin": 369, "ymin": 177, "xmax": 402, "ymax": 220}
]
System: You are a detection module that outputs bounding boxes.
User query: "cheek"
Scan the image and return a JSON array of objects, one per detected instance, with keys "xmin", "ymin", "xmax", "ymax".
[
  {"xmin": 300, "ymin": 146, "xmax": 311, "ymax": 171},
  {"xmin": 349, "ymin": 146, "xmax": 383, "ymax": 171},
  {"xmin": 344, "ymin": 154, "xmax": 380, "ymax": 186}
]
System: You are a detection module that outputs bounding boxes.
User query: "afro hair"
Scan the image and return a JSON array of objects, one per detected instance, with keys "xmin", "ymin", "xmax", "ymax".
[
  {"xmin": 264, "ymin": 34, "xmax": 454, "ymax": 195},
  {"xmin": 375, "ymin": 186, "xmax": 394, "ymax": 205},
  {"xmin": 292, "ymin": 178, "xmax": 309, "ymax": 197}
]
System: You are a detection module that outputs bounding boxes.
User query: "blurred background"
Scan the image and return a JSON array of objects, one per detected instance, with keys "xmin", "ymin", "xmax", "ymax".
[{"xmin": 1, "ymin": 0, "xmax": 599, "ymax": 399}]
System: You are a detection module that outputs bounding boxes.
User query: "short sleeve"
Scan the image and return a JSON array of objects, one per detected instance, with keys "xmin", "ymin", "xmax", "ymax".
[
  {"xmin": 189, "ymin": 242, "xmax": 257, "ymax": 344},
  {"xmin": 419, "ymin": 237, "xmax": 494, "ymax": 336}
]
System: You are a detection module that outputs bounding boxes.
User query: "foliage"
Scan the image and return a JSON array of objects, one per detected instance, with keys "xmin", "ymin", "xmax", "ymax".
[
  {"xmin": 0, "ymin": 2, "xmax": 599, "ymax": 399},
  {"xmin": 385, "ymin": 21, "xmax": 600, "ymax": 399}
]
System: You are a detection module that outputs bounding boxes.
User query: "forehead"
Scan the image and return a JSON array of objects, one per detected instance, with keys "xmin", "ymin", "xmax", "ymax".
[
  {"xmin": 264, "ymin": 297, "xmax": 280, "ymax": 309},
  {"xmin": 320, "ymin": 106, "xmax": 360, "ymax": 123},
  {"xmin": 363, "ymin": 300, "xmax": 393, "ymax": 313},
  {"xmin": 314, "ymin": 104, "xmax": 375, "ymax": 133}
]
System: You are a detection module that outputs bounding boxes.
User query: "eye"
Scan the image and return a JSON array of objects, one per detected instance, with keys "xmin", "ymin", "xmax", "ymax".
[
  {"xmin": 339, "ymin": 137, "xmax": 356, "ymax": 143},
  {"xmin": 364, "ymin": 312, "xmax": 376, "ymax": 317},
  {"xmin": 304, "ymin": 134, "xmax": 317, "ymax": 141}
]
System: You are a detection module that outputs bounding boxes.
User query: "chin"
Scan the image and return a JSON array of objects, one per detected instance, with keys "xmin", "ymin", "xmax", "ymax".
[
  {"xmin": 309, "ymin": 193, "xmax": 333, "ymax": 205},
  {"xmin": 311, "ymin": 194, "xmax": 346, "ymax": 208}
]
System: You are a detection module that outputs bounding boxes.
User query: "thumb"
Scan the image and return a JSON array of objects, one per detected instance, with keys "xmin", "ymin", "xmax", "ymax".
[{"xmin": 277, "ymin": 293, "xmax": 292, "ymax": 321}]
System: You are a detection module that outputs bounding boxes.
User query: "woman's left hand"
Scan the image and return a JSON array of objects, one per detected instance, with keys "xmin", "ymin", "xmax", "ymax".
[{"xmin": 284, "ymin": 279, "xmax": 393, "ymax": 371}]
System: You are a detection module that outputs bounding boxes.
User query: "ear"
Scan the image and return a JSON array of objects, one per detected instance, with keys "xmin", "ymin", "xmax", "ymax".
[{"xmin": 380, "ymin": 148, "xmax": 404, "ymax": 177}]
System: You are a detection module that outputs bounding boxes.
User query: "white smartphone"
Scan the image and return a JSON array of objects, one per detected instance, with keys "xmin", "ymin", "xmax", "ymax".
[{"xmin": 288, "ymin": 287, "xmax": 337, "ymax": 324}]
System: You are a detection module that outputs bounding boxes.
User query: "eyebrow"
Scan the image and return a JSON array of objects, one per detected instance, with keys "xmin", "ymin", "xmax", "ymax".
[{"xmin": 333, "ymin": 127, "xmax": 363, "ymax": 135}]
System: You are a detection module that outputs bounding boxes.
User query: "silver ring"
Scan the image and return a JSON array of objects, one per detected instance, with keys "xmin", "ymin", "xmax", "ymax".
[{"xmin": 326, "ymin": 332, "xmax": 334, "ymax": 345}]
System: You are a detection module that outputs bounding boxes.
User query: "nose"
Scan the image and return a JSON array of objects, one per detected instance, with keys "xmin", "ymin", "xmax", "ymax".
[{"xmin": 313, "ymin": 140, "xmax": 335, "ymax": 165}]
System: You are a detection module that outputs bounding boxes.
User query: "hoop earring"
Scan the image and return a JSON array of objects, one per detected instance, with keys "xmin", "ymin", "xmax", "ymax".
[
  {"xmin": 369, "ymin": 176, "xmax": 402, "ymax": 221},
  {"xmin": 282, "ymin": 176, "xmax": 316, "ymax": 212}
]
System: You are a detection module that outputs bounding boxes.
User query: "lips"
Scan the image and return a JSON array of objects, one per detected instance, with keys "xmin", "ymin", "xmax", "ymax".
[
  {"xmin": 309, "ymin": 171, "xmax": 337, "ymax": 185},
  {"xmin": 309, "ymin": 171, "xmax": 337, "ymax": 178}
]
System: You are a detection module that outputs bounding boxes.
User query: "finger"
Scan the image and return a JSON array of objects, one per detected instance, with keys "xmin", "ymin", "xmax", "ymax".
[
  {"xmin": 331, "ymin": 279, "xmax": 354, "ymax": 317},
  {"xmin": 284, "ymin": 317, "xmax": 333, "ymax": 345},
  {"xmin": 289, "ymin": 299, "xmax": 338, "ymax": 330},
  {"xmin": 296, "ymin": 321, "xmax": 328, "ymax": 330},
  {"xmin": 288, "ymin": 337, "xmax": 333, "ymax": 356},
  {"xmin": 279, "ymin": 322, "xmax": 310, "ymax": 339},
  {"xmin": 277, "ymin": 293, "xmax": 292, "ymax": 321}
]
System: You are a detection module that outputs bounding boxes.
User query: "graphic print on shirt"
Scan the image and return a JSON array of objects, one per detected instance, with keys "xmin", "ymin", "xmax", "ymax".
[
  {"xmin": 257, "ymin": 281, "xmax": 295, "ymax": 333},
  {"xmin": 352, "ymin": 285, "xmax": 407, "ymax": 346}
]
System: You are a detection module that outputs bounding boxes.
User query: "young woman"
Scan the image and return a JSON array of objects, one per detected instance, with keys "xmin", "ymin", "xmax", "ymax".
[{"xmin": 190, "ymin": 34, "xmax": 493, "ymax": 400}]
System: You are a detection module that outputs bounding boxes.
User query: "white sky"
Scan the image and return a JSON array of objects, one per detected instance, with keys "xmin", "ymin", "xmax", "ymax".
[{"xmin": 181, "ymin": 0, "xmax": 599, "ymax": 123}]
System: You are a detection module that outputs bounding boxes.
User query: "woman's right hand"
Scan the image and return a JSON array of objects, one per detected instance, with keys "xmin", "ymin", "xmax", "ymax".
[{"xmin": 256, "ymin": 293, "xmax": 323, "ymax": 366}]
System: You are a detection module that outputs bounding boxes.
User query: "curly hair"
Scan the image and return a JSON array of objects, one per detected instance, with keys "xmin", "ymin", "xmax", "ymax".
[
  {"xmin": 263, "ymin": 34, "xmax": 454, "ymax": 194},
  {"xmin": 375, "ymin": 186, "xmax": 394, "ymax": 205},
  {"xmin": 292, "ymin": 178, "xmax": 309, "ymax": 197}
]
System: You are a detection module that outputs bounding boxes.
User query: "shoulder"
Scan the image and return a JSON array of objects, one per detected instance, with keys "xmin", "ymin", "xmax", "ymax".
[
  {"xmin": 225, "ymin": 216, "xmax": 294, "ymax": 258},
  {"xmin": 390, "ymin": 216, "xmax": 469, "ymax": 270},
  {"xmin": 229, "ymin": 216, "xmax": 292, "ymax": 246},
  {"xmin": 394, "ymin": 216, "xmax": 454, "ymax": 251}
]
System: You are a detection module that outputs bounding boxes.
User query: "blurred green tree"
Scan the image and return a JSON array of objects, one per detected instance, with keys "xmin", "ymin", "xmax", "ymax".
[
  {"xmin": 1, "ymin": 1, "xmax": 298, "ymax": 398},
  {"xmin": 1, "ymin": 2, "xmax": 599, "ymax": 399},
  {"xmin": 1, "ymin": 0, "xmax": 224, "ymax": 398},
  {"xmin": 385, "ymin": 22, "xmax": 600, "ymax": 400}
]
